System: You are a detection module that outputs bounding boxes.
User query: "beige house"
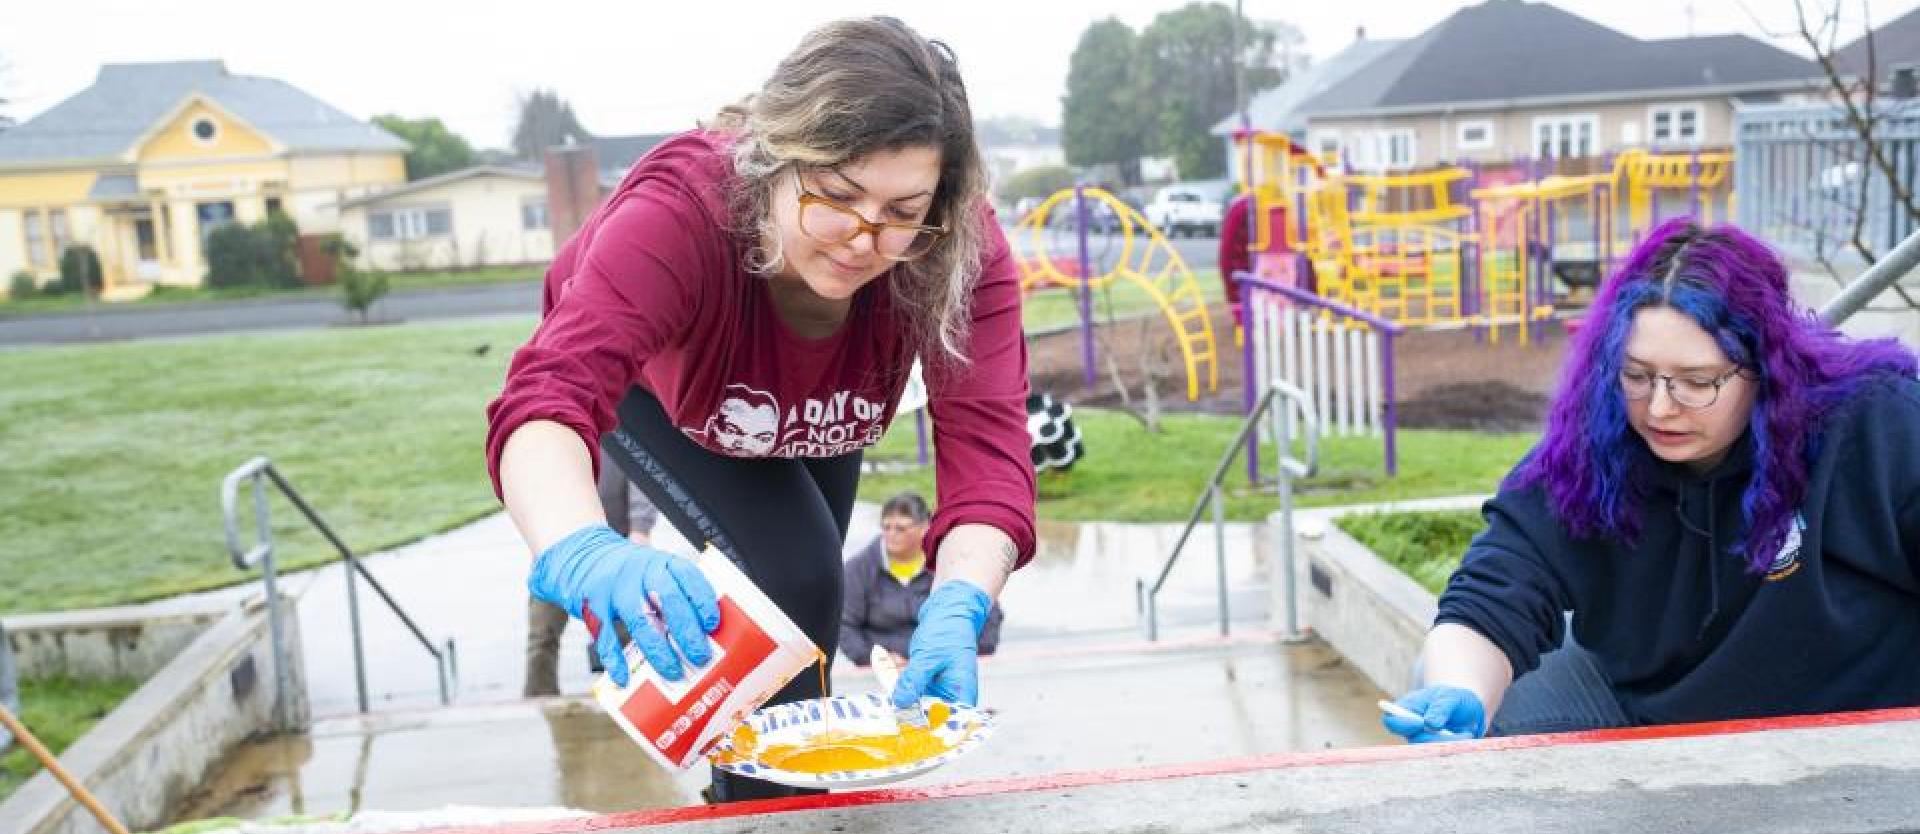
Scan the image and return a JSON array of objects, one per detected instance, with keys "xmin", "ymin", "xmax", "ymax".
[
  {"xmin": 0, "ymin": 60, "xmax": 406, "ymax": 298},
  {"xmin": 337, "ymin": 166, "xmax": 554, "ymax": 271},
  {"xmin": 1296, "ymin": 1, "xmax": 1827, "ymax": 172}
]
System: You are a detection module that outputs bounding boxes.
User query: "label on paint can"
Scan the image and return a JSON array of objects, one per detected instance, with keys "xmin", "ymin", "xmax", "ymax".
[{"xmin": 590, "ymin": 546, "xmax": 815, "ymax": 772}]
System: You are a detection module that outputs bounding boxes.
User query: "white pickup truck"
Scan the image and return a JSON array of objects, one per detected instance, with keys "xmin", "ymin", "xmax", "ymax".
[{"xmin": 1144, "ymin": 185, "xmax": 1223, "ymax": 237}]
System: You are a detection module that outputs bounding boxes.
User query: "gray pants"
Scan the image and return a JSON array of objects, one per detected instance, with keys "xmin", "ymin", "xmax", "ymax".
[
  {"xmin": 1488, "ymin": 634, "xmax": 1633, "ymax": 736},
  {"xmin": 523, "ymin": 446, "xmax": 661, "ymax": 698}
]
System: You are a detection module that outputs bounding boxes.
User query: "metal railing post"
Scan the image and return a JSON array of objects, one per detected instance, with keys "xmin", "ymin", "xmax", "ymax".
[
  {"xmin": 1139, "ymin": 380, "xmax": 1318, "ymax": 641},
  {"xmin": 1276, "ymin": 386, "xmax": 1304, "ymax": 641},
  {"xmin": 1212, "ymin": 484, "xmax": 1229, "ymax": 637},
  {"xmin": 222, "ymin": 457, "xmax": 454, "ymax": 717},
  {"xmin": 343, "ymin": 546, "xmax": 371, "ymax": 714},
  {"xmin": 1820, "ymin": 227, "xmax": 1920, "ymax": 326}
]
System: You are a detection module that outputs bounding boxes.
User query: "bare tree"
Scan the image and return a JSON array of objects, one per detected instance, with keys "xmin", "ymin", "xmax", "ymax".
[{"xmin": 1785, "ymin": 0, "xmax": 1919, "ymax": 307}]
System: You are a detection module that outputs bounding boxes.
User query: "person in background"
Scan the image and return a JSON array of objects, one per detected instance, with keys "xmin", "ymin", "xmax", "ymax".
[
  {"xmin": 486, "ymin": 17, "xmax": 1036, "ymax": 803},
  {"xmin": 1383, "ymin": 219, "xmax": 1920, "ymax": 743},
  {"xmin": 523, "ymin": 448, "xmax": 660, "ymax": 698},
  {"xmin": 1217, "ymin": 192, "xmax": 1252, "ymax": 329},
  {"xmin": 842, "ymin": 491, "xmax": 1003, "ymax": 667}
]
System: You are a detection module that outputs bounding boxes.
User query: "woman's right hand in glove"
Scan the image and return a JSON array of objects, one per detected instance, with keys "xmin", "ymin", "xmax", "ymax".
[
  {"xmin": 1382, "ymin": 685, "xmax": 1487, "ymax": 743},
  {"xmin": 528, "ymin": 523, "xmax": 720, "ymax": 686}
]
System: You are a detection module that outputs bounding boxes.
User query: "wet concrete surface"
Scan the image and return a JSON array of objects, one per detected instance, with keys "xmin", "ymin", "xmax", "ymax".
[
  {"xmin": 174, "ymin": 636, "xmax": 1390, "ymax": 822},
  {"xmin": 170, "ymin": 700, "xmax": 703, "ymax": 820},
  {"xmin": 162, "ymin": 505, "xmax": 1392, "ymax": 824},
  {"xmin": 161, "ymin": 503, "xmax": 1397, "ymax": 822},
  {"xmin": 166, "ymin": 504, "xmax": 1288, "ymax": 717}
]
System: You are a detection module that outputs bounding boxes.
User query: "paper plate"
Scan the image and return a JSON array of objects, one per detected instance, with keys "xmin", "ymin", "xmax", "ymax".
[{"xmin": 707, "ymin": 693, "xmax": 995, "ymax": 789}]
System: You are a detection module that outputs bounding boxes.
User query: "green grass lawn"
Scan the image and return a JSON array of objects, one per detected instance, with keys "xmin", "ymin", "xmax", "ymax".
[
  {"xmin": 1, "ymin": 266, "xmax": 542, "ymax": 316},
  {"xmin": 1022, "ymin": 267, "xmax": 1226, "ymax": 334},
  {"xmin": 858, "ymin": 408, "xmax": 1534, "ymax": 523},
  {"xmin": 1333, "ymin": 510, "xmax": 1483, "ymax": 595},
  {"xmin": 3, "ymin": 289, "xmax": 1527, "ymax": 614},
  {"xmin": 0, "ymin": 317, "xmax": 535, "ymax": 615},
  {"xmin": 0, "ymin": 676, "xmax": 141, "ymax": 803}
]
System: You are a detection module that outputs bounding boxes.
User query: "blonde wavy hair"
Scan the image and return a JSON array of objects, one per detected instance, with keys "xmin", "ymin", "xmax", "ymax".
[{"xmin": 710, "ymin": 16, "xmax": 988, "ymax": 369}]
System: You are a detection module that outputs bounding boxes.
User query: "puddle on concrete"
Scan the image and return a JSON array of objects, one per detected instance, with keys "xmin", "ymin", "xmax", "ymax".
[
  {"xmin": 169, "ymin": 701, "xmax": 703, "ymax": 823},
  {"xmin": 171, "ymin": 509, "xmax": 1389, "ymax": 826}
]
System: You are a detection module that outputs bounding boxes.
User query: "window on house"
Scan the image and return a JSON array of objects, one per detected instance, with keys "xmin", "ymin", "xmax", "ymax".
[
  {"xmin": 23, "ymin": 210, "xmax": 48, "ymax": 269},
  {"xmin": 196, "ymin": 201, "xmax": 236, "ymax": 244},
  {"xmin": 49, "ymin": 209, "xmax": 70, "ymax": 256},
  {"xmin": 369, "ymin": 206, "xmax": 454, "ymax": 241},
  {"xmin": 265, "ymin": 197, "xmax": 284, "ymax": 217},
  {"xmin": 190, "ymin": 117, "xmax": 219, "ymax": 145},
  {"xmin": 1311, "ymin": 130, "xmax": 1342, "ymax": 161},
  {"xmin": 1345, "ymin": 129, "xmax": 1417, "ymax": 172},
  {"xmin": 1648, "ymin": 103, "xmax": 1704, "ymax": 147},
  {"xmin": 1893, "ymin": 65, "xmax": 1919, "ymax": 98},
  {"xmin": 1533, "ymin": 115, "xmax": 1599, "ymax": 159},
  {"xmin": 1386, "ymin": 130, "xmax": 1417, "ymax": 169},
  {"xmin": 522, "ymin": 199, "xmax": 550, "ymax": 231},
  {"xmin": 1457, "ymin": 121, "xmax": 1494, "ymax": 151}
]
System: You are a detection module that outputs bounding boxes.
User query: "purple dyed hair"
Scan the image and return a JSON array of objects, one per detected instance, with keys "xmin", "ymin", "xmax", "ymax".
[{"xmin": 1515, "ymin": 218, "xmax": 1917, "ymax": 572}]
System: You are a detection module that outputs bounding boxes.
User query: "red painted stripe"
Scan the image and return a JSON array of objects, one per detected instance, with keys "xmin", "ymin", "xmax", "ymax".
[{"xmin": 417, "ymin": 705, "xmax": 1920, "ymax": 834}]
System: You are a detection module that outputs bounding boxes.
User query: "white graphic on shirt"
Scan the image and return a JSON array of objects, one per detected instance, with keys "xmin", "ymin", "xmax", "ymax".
[
  {"xmin": 702, "ymin": 385, "xmax": 781, "ymax": 455},
  {"xmin": 691, "ymin": 384, "xmax": 892, "ymax": 458},
  {"xmin": 1765, "ymin": 511, "xmax": 1806, "ymax": 582}
]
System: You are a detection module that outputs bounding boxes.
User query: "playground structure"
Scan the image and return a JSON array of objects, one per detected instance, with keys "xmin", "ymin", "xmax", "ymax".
[
  {"xmin": 1010, "ymin": 187, "xmax": 1221, "ymax": 402},
  {"xmin": 1224, "ymin": 130, "xmax": 1736, "ymax": 341}
]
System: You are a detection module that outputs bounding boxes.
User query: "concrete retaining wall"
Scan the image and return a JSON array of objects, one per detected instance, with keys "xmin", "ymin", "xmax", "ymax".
[
  {"xmin": 0, "ymin": 598, "xmax": 309, "ymax": 834},
  {"xmin": 1294, "ymin": 516, "xmax": 1436, "ymax": 696},
  {"xmin": 3, "ymin": 608, "xmax": 227, "ymax": 682}
]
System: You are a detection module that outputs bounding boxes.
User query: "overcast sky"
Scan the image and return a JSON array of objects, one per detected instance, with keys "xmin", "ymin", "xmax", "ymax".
[{"xmin": 0, "ymin": 0, "xmax": 1906, "ymax": 150}]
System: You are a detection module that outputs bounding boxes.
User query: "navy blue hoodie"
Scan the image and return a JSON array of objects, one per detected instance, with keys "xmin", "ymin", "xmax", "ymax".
[{"xmin": 1437, "ymin": 373, "xmax": 1920, "ymax": 725}]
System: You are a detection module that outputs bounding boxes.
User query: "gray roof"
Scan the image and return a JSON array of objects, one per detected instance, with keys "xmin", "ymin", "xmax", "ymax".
[
  {"xmin": 337, "ymin": 164, "xmax": 543, "ymax": 209},
  {"xmin": 0, "ymin": 60, "xmax": 407, "ymax": 167},
  {"xmin": 1210, "ymin": 38, "xmax": 1404, "ymax": 136},
  {"xmin": 87, "ymin": 173, "xmax": 139, "ymax": 200},
  {"xmin": 591, "ymin": 133, "xmax": 674, "ymax": 184},
  {"xmin": 1299, "ymin": 0, "xmax": 1822, "ymax": 117},
  {"xmin": 1836, "ymin": 5, "xmax": 1920, "ymax": 81}
]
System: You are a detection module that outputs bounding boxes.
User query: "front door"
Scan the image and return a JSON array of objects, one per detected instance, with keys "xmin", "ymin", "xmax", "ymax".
[{"xmin": 133, "ymin": 218, "xmax": 162, "ymax": 280}]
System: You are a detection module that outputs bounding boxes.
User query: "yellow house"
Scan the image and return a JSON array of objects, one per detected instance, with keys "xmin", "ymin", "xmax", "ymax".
[
  {"xmin": 0, "ymin": 60, "xmax": 407, "ymax": 299},
  {"xmin": 336, "ymin": 165, "xmax": 555, "ymax": 271}
]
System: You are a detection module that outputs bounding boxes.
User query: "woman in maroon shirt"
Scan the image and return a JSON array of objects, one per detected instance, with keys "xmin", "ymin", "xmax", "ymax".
[{"xmin": 485, "ymin": 17, "xmax": 1036, "ymax": 802}]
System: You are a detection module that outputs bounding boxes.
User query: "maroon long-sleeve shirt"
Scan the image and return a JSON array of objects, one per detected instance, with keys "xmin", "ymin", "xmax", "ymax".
[{"xmin": 485, "ymin": 131, "xmax": 1036, "ymax": 565}]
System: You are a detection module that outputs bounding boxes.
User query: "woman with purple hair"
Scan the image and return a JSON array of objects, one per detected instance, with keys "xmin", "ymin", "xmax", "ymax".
[{"xmin": 1382, "ymin": 218, "xmax": 1920, "ymax": 742}]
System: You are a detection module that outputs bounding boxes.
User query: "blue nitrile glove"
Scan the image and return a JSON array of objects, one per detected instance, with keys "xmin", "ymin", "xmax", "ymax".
[
  {"xmin": 1382, "ymin": 685, "xmax": 1487, "ymax": 743},
  {"xmin": 890, "ymin": 579, "xmax": 993, "ymax": 710},
  {"xmin": 528, "ymin": 523, "xmax": 720, "ymax": 687}
]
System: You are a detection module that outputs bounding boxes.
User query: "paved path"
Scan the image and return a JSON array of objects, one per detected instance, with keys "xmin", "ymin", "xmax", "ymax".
[
  {"xmin": 0, "ymin": 225, "xmax": 1223, "ymax": 347},
  {"xmin": 0, "ymin": 281, "xmax": 540, "ymax": 346}
]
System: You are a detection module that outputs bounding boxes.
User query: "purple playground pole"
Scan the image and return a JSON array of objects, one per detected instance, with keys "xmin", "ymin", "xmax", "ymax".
[
  {"xmin": 1381, "ymin": 338, "xmax": 1399, "ymax": 477},
  {"xmin": 1075, "ymin": 185, "xmax": 1096, "ymax": 387},
  {"xmin": 1466, "ymin": 161, "xmax": 1481, "ymax": 323},
  {"xmin": 1240, "ymin": 276, "xmax": 1261, "ymax": 485}
]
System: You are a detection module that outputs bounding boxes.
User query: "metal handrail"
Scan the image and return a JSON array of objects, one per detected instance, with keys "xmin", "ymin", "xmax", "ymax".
[
  {"xmin": 1820, "ymin": 227, "xmax": 1920, "ymax": 325},
  {"xmin": 222, "ymin": 456, "xmax": 458, "ymax": 720},
  {"xmin": 1137, "ymin": 380, "xmax": 1319, "ymax": 641}
]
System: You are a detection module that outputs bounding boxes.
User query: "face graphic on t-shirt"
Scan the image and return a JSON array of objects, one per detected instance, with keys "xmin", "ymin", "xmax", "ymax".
[{"xmin": 706, "ymin": 385, "xmax": 781, "ymax": 455}]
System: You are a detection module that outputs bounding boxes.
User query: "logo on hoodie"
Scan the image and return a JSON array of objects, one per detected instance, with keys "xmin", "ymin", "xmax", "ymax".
[{"xmin": 1764, "ymin": 512, "xmax": 1806, "ymax": 582}]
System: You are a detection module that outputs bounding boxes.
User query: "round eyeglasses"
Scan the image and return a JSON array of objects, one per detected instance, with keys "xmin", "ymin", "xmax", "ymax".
[
  {"xmin": 1619, "ymin": 366, "xmax": 1748, "ymax": 409},
  {"xmin": 794, "ymin": 171, "xmax": 947, "ymax": 261}
]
